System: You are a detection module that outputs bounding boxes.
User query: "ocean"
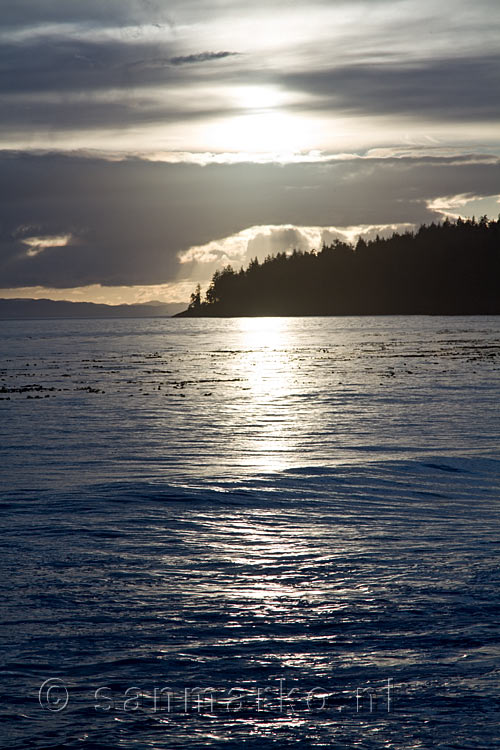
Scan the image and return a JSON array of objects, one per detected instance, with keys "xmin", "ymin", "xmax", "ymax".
[{"xmin": 1, "ymin": 316, "xmax": 499, "ymax": 749}]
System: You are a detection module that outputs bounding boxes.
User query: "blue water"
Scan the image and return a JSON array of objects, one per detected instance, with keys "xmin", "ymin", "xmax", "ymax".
[{"xmin": 1, "ymin": 317, "xmax": 499, "ymax": 749}]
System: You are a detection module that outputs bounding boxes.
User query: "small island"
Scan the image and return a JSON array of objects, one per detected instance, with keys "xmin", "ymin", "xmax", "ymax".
[{"xmin": 178, "ymin": 217, "xmax": 500, "ymax": 317}]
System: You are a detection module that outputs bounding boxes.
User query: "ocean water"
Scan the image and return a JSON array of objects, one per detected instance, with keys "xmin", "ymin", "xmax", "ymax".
[{"xmin": 1, "ymin": 316, "xmax": 499, "ymax": 749}]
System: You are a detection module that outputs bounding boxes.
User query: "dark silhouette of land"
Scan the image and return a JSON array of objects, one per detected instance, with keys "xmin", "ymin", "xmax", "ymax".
[
  {"xmin": 178, "ymin": 217, "xmax": 500, "ymax": 316},
  {"xmin": 0, "ymin": 299, "xmax": 186, "ymax": 319}
]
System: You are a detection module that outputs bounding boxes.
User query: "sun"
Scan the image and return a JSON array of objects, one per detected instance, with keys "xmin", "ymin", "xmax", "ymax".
[
  {"xmin": 207, "ymin": 85, "xmax": 316, "ymax": 155},
  {"xmin": 235, "ymin": 85, "xmax": 283, "ymax": 111},
  {"xmin": 210, "ymin": 110, "xmax": 313, "ymax": 155}
]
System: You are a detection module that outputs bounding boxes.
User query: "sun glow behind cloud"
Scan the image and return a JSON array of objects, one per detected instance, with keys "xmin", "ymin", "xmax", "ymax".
[
  {"xmin": 200, "ymin": 84, "xmax": 320, "ymax": 155},
  {"xmin": 209, "ymin": 111, "xmax": 317, "ymax": 154}
]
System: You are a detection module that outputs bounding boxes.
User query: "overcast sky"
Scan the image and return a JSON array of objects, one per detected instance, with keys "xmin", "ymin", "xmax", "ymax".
[{"xmin": 1, "ymin": 0, "xmax": 499, "ymax": 304}]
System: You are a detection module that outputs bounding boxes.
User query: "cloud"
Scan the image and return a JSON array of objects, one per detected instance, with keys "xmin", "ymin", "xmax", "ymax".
[
  {"xmin": 0, "ymin": 0, "xmax": 174, "ymax": 31},
  {"xmin": 4, "ymin": 35, "xmax": 498, "ymax": 121},
  {"xmin": 169, "ymin": 51, "xmax": 239, "ymax": 66},
  {"xmin": 178, "ymin": 222, "xmax": 417, "ymax": 278},
  {"xmin": 0, "ymin": 38, "xmax": 222, "ymax": 95},
  {"xmin": 21, "ymin": 234, "xmax": 72, "ymax": 258},
  {"xmin": 427, "ymin": 193, "xmax": 500, "ymax": 220},
  {"xmin": 0, "ymin": 36, "xmax": 244, "ymax": 137},
  {"xmin": 1, "ymin": 151, "xmax": 499, "ymax": 290},
  {"xmin": 280, "ymin": 55, "xmax": 500, "ymax": 121},
  {"xmin": 1, "ymin": 0, "xmax": 499, "ymax": 155},
  {"xmin": 177, "ymin": 226, "xmax": 315, "ymax": 268}
]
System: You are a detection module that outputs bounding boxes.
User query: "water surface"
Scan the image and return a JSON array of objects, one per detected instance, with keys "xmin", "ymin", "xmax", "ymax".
[{"xmin": 1, "ymin": 316, "xmax": 499, "ymax": 749}]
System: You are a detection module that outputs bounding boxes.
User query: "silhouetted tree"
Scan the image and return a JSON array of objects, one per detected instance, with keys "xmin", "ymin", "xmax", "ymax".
[
  {"xmin": 188, "ymin": 283, "xmax": 201, "ymax": 311},
  {"xmin": 177, "ymin": 218, "xmax": 500, "ymax": 317}
]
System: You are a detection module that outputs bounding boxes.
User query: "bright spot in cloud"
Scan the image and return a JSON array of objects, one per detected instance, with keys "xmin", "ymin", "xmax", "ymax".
[
  {"xmin": 427, "ymin": 193, "xmax": 500, "ymax": 220},
  {"xmin": 209, "ymin": 111, "xmax": 316, "ymax": 155},
  {"xmin": 22, "ymin": 234, "xmax": 72, "ymax": 257},
  {"xmin": 233, "ymin": 85, "xmax": 285, "ymax": 111}
]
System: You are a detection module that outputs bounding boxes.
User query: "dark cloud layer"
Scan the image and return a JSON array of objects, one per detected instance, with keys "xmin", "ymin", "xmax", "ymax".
[
  {"xmin": 0, "ymin": 39, "xmax": 237, "ymax": 94},
  {"xmin": 0, "ymin": 0, "xmax": 174, "ymax": 30},
  {"xmin": 1, "ymin": 152, "xmax": 498, "ymax": 289},
  {"xmin": 281, "ymin": 56, "xmax": 500, "ymax": 122},
  {"xmin": 0, "ymin": 35, "xmax": 242, "ymax": 134}
]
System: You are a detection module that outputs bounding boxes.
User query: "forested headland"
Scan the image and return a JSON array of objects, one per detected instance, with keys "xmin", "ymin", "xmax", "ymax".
[{"xmin": 178, "ymin": 217, "xmax": 500, "ymax": 316}]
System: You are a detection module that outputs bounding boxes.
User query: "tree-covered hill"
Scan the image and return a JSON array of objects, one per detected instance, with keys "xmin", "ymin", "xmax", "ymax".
[{"xmin": 178, "ymin": 217, "xmax": 500, "ymax": 316}]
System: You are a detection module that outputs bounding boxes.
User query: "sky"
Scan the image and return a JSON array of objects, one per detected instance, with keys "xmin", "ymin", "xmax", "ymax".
[{"xmin": 1, "ymin": 0, "xmax": 499, "ymax": 305}]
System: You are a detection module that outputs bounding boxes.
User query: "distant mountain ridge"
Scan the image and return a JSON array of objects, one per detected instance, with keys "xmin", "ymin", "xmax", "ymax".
[{"xmin": 0, "ymin": 298, "xmax": 187, "ymax": 319}]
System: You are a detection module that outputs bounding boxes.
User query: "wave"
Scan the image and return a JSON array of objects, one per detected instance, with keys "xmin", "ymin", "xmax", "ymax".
[{"xmin": 2, "ymin": 455, "xmax": 498, "ymax": 511}]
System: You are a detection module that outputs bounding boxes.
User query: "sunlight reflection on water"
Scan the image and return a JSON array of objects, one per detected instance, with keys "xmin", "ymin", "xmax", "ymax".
[{"xmin": 233, "ymin": 317, "xmax": 299, "ymax": 473}]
